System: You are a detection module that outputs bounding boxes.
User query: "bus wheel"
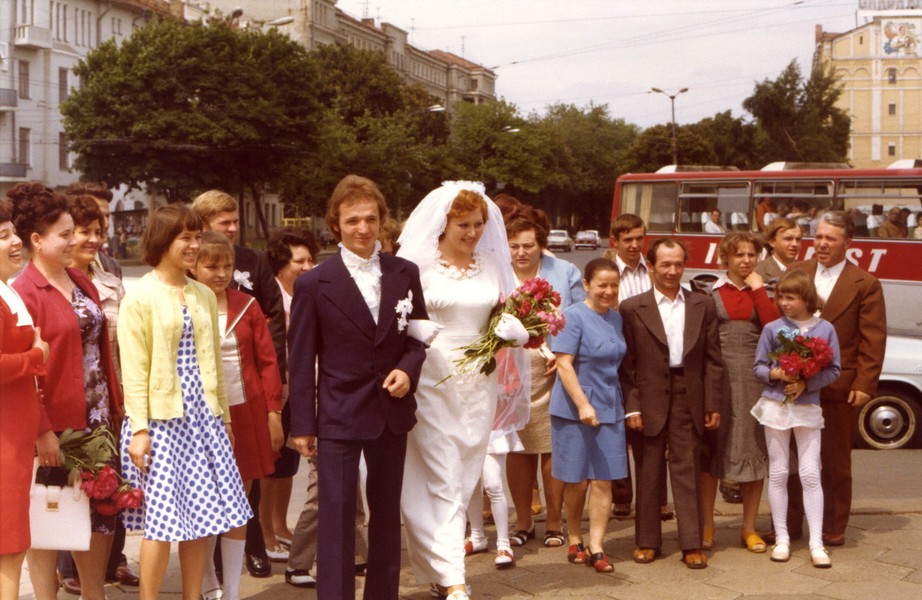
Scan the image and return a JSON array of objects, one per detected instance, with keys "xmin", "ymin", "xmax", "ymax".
[{"xmin": 856, "ymin": 385, "xmax": 921, "ymax": 450}]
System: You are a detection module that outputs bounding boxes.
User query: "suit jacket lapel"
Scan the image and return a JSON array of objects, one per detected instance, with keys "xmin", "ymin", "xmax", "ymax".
[
  {"xmin": 635, "ymin": 291, "xmax": 669, "ymax": 349},
  {"xmin": 375, "ymin": 257, "xmax": 409, "ymax": 346},
  {"xmin": 319, "ymin": 253, "xmax": 376, "ymax": 340},
  {"xmin": 683, "ymin": 291, "xmax": 704, "ymax": 360}
]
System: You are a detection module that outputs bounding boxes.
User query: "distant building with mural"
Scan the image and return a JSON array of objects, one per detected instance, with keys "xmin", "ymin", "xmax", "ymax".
[{"xmin": 814, "ymin": 1, "xmax": 922, "ymax": 167}]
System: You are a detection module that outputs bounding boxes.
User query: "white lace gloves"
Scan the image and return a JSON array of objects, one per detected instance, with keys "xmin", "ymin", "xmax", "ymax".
[{"xmin": 493, "ymin": 313, "xmax": 529, "ymax": 346}]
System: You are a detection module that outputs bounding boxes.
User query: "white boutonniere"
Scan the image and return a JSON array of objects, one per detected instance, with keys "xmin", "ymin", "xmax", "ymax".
[
  {"xmin": 233, "ymin": 269, "xmax": 253, "ymax": 290},
  {"xmin": 395, "ymin": 291, "xmax": 413, "ymax": 333}
]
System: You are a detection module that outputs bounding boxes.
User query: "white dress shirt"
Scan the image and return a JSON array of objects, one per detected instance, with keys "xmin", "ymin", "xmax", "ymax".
[
  {"xmin": 653, "ymin": 287, "xmax": 686, "ymax": 367},
  {"xmin": 615, "ymin": 254, "xmax": 652, "ymax": 305},
  {"xmin": 340, "ymin": 241, "xmax": 383, "ymax": 324},
  {"xmin": 813, "ymin": 259, "xmax": 846, "ymax": 304}
]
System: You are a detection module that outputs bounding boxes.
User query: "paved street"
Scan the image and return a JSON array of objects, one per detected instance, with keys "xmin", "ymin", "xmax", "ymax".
[{"xmin": 19, "ymin": 449, "xmax": 922, "ymax": 599}]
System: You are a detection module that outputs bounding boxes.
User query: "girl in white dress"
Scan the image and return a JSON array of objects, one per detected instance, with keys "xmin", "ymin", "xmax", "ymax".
[{"xmin": 398, "ymin": 182, "xmax": 522, "ymax": 600}]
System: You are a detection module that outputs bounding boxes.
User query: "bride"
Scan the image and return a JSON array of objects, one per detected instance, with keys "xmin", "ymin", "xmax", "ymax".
[{"xmin": 397, "ymin": 182, "xmax": 519, "ymax": 600}]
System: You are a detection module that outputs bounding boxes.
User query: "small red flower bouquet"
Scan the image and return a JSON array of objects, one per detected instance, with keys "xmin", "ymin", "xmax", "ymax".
[
  {"xmin": 768, "ymin": 329, "xmax": 835, "ymax": 404},
  {"xmin": 59, "ymin": 427, "xmax": 144, "ymax": 514},
  {"xmin": 444, "ymin": 277, "xmax": 566, "ymax": 381}
]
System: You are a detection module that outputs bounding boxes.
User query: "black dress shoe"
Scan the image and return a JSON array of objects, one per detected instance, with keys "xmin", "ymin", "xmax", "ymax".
[
  {"xmin": 246, "ymin": 553, "xmax": 272, "ymax": 578},
  {"xmin": 720, "ymin": 484, "xmax": 743, "ymax": 504},
  {"xmin": 105, "ymin": 564, "xmax": 140, "ymax": 586}
]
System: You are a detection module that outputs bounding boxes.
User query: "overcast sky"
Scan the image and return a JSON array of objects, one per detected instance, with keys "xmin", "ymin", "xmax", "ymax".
[{"xmin": 336, "ymin": 0, "xmax": 865, "ymax": 128}]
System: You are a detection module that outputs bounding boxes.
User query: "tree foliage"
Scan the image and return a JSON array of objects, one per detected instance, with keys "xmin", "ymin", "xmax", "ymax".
[
  {"xmin": 742, "ymin": 60, "xmax": 850, "ymax": 162},
  {"xmin": 63, "ymin": 17, "xmax": 321, "ymax": 212}
]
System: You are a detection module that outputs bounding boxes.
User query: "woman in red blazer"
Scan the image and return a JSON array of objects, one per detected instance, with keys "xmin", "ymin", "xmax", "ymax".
[
  {"xmin": 0, "ymin": 198, "xmax": 48, "ymax": 598},
  {"xmin": 9, "ymin": 182, "xmax": 121, "ymax": 600}
]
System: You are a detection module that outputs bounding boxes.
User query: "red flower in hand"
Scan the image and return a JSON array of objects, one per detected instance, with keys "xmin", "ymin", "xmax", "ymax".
[
  {"xmin": 116, "ymin": 487, "xmax": 144, "ymax": 510},
  {"xmin": 91, "ymin": 465, "xmax": 120, "ymax": 500},
  {"xmin": 95, "ymin": 500, "xmax": 119, "ymax": 516}
]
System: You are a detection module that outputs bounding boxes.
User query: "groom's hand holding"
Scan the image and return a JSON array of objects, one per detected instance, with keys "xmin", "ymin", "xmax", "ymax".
[
  {"xmin": 292, "ymin": 434, "xmax": 318, "ymax": 458},
  {"xmin": 383, "ymin": 369, "xmax": 411, "ymax": 398}
]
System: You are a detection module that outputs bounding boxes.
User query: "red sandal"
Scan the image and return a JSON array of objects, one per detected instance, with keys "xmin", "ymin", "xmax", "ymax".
[
  {"xmin": 586, "ymin": 551, "xmax": 614, "ymax": 573},
  {"xmin": 567, "ymin": 543, "xmax": 587, "ymax": 564}
]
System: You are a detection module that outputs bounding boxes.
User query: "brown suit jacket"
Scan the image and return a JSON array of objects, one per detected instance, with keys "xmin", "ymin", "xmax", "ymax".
[
  {"xmin": 792, "ymin": 260, "xmax": 887, "ymax": 400},
  {"xmin": 619, "ymin": 288, "xmax": 724, "ymax": 437}
]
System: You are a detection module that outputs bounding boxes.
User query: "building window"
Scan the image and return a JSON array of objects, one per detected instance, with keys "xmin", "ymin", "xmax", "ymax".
[
  {"xmin": 888, "ymin": 143, "xmax": 896, "ymax": 156},
  {"xmin": 59, "ymin": 132, "xmax": 69, "ymax": 170},
  {"xmin": 18, "ymin": 60, "xmax": 29, "ymax": 99},
  {"xmin": 19, "ymin": 128, "xmax": 31, "ymax": 167},
  {"xmin": 888, "ymin": 68, "xmax": 897, "ymax": 84},
  {"xmin": 889, "ymin": 102, "xmax": 897, "ymax": 115},
  {"xmin": 59, "ymin": 68, "xmax": 69, "ymax": 103}
]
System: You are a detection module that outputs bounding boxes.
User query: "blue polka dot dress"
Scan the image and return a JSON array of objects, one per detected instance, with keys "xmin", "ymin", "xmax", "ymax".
[{"xmin": 120, "ymin": 307, "xmax": 252, "ymax": 541}]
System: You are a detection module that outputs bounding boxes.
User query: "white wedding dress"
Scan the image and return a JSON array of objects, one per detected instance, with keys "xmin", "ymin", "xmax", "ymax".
[{"xmin": 401, "ymin": 253, "xmax": 502, "ymax": 586}]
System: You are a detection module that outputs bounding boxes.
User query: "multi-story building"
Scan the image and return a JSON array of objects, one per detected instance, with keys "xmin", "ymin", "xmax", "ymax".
[
  {"xmin": 197, "ymin": 0, "xmax": 496, "ymax": 109},
  {"xmin": 0, "ymin": 0, "xmax": 171, "ymax": 196},
  {"xmin": 814, "ymin": 2, "xmax": 922, "ymax": 167}
]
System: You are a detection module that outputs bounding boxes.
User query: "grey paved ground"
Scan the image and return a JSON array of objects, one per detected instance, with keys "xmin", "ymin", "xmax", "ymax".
[{"xmin": 19, "ymin": 449, "xmax": 922, "ymax": 599}]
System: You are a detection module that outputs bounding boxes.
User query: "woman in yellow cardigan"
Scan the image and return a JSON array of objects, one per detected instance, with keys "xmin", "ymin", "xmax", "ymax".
[{"xmin": 118, "ymin": 205, "xmax": 251, "ymax": 600}]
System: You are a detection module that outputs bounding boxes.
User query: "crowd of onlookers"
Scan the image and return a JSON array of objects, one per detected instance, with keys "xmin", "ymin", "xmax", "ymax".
[{"xmin": 0, "ymin": 177, "xmax": 885, "ymax": 600}]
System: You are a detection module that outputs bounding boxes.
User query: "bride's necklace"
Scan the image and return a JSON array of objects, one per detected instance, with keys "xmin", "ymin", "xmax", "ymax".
[{"xmin": 435, "ymin": 250, "xmax": 482, "ymax": 279}]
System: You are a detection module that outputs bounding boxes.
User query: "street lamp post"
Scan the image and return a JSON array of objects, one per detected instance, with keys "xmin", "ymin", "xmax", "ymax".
[{"xmin": 651, "ymin": 87, "xmax": 688, "ymax": 166}]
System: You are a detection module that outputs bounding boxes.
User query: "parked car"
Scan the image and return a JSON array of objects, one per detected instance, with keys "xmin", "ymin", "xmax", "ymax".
[
  {"xmin": 855, "ymin": 335, "xmax": 922, "ymax": 450},
  {"xmin": 574, "ymin": 230, "xmax": 601, "ymax": 249},
  {"xmin": 547, "ymin": 229, "xmax": 574, "ymax": 252}
]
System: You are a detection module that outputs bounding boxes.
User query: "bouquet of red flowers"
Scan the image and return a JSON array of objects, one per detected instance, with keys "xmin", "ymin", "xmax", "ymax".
[
  {"xmin": 768, "ymin": 328, "xmax": 835, "ymax": 404},
  {"xmin": 444, "ymin": 277, "xmax": 566, "ymax": 381},
  {"xmin": 59, "ymin": 427, "xmax": 144, "ymax": 515}
]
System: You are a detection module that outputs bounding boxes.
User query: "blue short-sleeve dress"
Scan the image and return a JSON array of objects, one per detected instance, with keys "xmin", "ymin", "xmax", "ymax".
[{"xmin": 549, "ymin": 301, "xmax": 628, "ymax": 483}]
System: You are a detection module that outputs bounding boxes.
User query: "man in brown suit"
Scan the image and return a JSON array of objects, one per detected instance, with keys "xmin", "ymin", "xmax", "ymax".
[
  {"xmin": 620, "ymin": 238, "xmax": 723, "ymax": 569},
  {"xmin": 790, "ymin": 211, "xmax": 886, "ymax": 545}
]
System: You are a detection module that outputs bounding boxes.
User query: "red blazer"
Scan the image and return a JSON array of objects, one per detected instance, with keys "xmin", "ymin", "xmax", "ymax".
[
  {"xmin": 12, "ymin": 263, "xmax": 123, "ymax": 433},
  {"xmin": 227, "ymin": 289, "xmax": 283, "ymax": 413}
]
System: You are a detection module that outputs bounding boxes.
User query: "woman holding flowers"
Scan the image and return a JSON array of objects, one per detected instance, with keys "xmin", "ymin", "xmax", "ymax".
[
  {"xmin": 503, "ymin": 206, "xmax": 585, "ymax": 549},
  {"xmin": 9, "ymin": 182, "xmax": 121, "ymax": 600},
  {"xmin": 397, "ymin": 182, "xmax": 521, "ymax": 600},
  {"xmin": 752, "ymin": 268, "xmax": 840, "ymax": 567},
  {"xmin": 118, "ymin": 205, "xmax": 251, "ymax": 599},
  {"xmin": 0, "ymin": 197, "xmax": 47, "ymax": 598},
  {"xmin": 550, "ymin": 258, "xmax": 628, "ymax": 574}
]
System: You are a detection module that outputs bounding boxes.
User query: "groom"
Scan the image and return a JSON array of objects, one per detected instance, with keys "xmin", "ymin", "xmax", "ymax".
[{"xmin": 288, "ymin": 175, "xmax": 429, "ymax": 600}]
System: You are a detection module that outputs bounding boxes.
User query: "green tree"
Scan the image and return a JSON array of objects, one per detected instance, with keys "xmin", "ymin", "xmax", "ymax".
[
  {"xmin": 742, "ymin": 60, "xmax": 850, "ymax": 162},
  {"xmin": 62, "ymin": 17, "xmax": 321, "ymax": 239},
  {"xmin": 624, "ymin": 124, "xmax": 718, "ymax": 173}
]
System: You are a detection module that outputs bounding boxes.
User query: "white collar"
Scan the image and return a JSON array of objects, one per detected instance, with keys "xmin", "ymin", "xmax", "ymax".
[
  {"xmin": 711, "ymin": 273, "xmax": 747, "ymax": 291},
  {"xmin": 615, "ymin": 254, "xmax": 648, "ymax": 275},
  {"xmin": 0, "ymin": 280, "xmax": 34, "ymax": 326},
  {"xmin": 339, "ymin": 241, "xmax": 382, "ymax": 272},
  {"xmin": 819, "ymin": 259, "xmax": 847, "ymax": 278},
  {"xmin": 771, "ymin": 254, "xmax": 789, "ymax": 273},
  {"xmin": 653, "ymin": 286, "xmax": 685, "ymax": 305}
]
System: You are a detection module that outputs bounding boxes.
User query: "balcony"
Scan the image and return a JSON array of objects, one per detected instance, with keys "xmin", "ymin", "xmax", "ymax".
[
  {"xmin": 14, "ymin": 25, "xmax": 53, "ymax": 49},
  {"xmin": 0, "ymin": 163, "xmax": 28, "ymax": 180},
  {"xmin": 0, "ymin": 89, "xmax": 17, "ymax": 110}
]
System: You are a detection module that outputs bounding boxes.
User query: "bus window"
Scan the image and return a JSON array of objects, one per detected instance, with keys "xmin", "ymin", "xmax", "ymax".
[
  {"xmin": 678, "ymin": 182, "xmax": 749, "ymax": 233},
  {"xmin": 620, "ymin": 182, "xmax": 676, "ymax": 232},
  {"xmin": 754, "ymin": 181, "xmax": 834, "ymax": 235},
  {"xmin": 838, "ymin": 179, "xmax": 922, "ymax": 238}
]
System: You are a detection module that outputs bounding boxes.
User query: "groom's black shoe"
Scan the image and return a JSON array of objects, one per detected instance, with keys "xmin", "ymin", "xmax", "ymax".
[{"xmin": 246, "ymin": 554, "xmax": 271, "ymax": 578}]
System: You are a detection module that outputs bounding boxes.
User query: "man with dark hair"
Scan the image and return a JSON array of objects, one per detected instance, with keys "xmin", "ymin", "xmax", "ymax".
[{"xmin": 620, "ymin": 238, "xmax": 723, "ymax": 569}]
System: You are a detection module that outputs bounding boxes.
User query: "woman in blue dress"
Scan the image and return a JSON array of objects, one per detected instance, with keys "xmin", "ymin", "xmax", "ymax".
[
  {"xmin": 550, "ymin": 258, "xmax": 628, "ymax": 574},
  {"xmin": 118, "ymin": 205, "xmax": 251, "ymax": 600}
]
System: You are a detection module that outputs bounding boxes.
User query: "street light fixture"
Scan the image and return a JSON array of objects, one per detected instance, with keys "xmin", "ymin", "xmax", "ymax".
[
  {"xmin": 650, "ymin": 87, "xmax": 688, "ymax": 165},
  {"xmin": 501, "ymin": 125, "xmax": 520, "ymax": 134},
  {"xmin": 426, "ymin": 104, "xmax": 446, "ymax": 113}
]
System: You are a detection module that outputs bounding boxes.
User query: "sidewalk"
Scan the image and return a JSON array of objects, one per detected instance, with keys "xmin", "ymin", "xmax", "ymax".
[{"xmin": 19, "ymin": 449, "xmax": 922, "ymax": 599}]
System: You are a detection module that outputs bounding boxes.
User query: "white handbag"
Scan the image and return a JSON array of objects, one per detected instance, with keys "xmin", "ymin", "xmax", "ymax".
[{"xmin": 29, "ymin": 459, "xmax": 92, "ymax": 551}]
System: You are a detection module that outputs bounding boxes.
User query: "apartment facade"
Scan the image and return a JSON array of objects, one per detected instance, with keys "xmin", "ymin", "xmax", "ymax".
[
  {"xmin": 815, "ymin": 2, "xmax": 922, "ymax": 167},
  {"xmin": 197, "ymin": 0, "xmax": 496, "ymax": 110},
  {"xmin": 0, "ymin": 0, "xmax": 171, "ymax": 196}
]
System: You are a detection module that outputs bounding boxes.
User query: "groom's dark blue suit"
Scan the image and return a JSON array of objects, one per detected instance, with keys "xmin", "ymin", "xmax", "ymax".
[{"xmin": 289, "ymin": 250, "xmax": 428, "ymax": 600}]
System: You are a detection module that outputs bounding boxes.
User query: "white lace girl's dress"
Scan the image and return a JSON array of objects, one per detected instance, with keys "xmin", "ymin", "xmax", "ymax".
[
  {"xmin": 401, "ymin": 253, "xmax": 502, "ymax": 586},
  {"xmin": 121, "ymin": 307, "xmax": 252, "ymax": 541}
]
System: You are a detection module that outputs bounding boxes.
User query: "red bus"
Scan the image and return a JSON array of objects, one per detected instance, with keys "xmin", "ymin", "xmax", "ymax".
[{"xmin": 611, "ymin": 162, "xmax": 922, "ymax": 449}]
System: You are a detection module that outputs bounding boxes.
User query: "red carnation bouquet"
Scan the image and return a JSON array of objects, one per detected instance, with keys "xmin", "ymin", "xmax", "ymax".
[
  {"xmin": 443, "ymin": 277, "xmax": 566, "ymax": 382},
  {"xmin": 59, "ymin": 427, "xmax": 144, "ymax": 515},
  {"xmin": 768, "ymin": 329, "xmax": 835, "ymax": 404}
]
